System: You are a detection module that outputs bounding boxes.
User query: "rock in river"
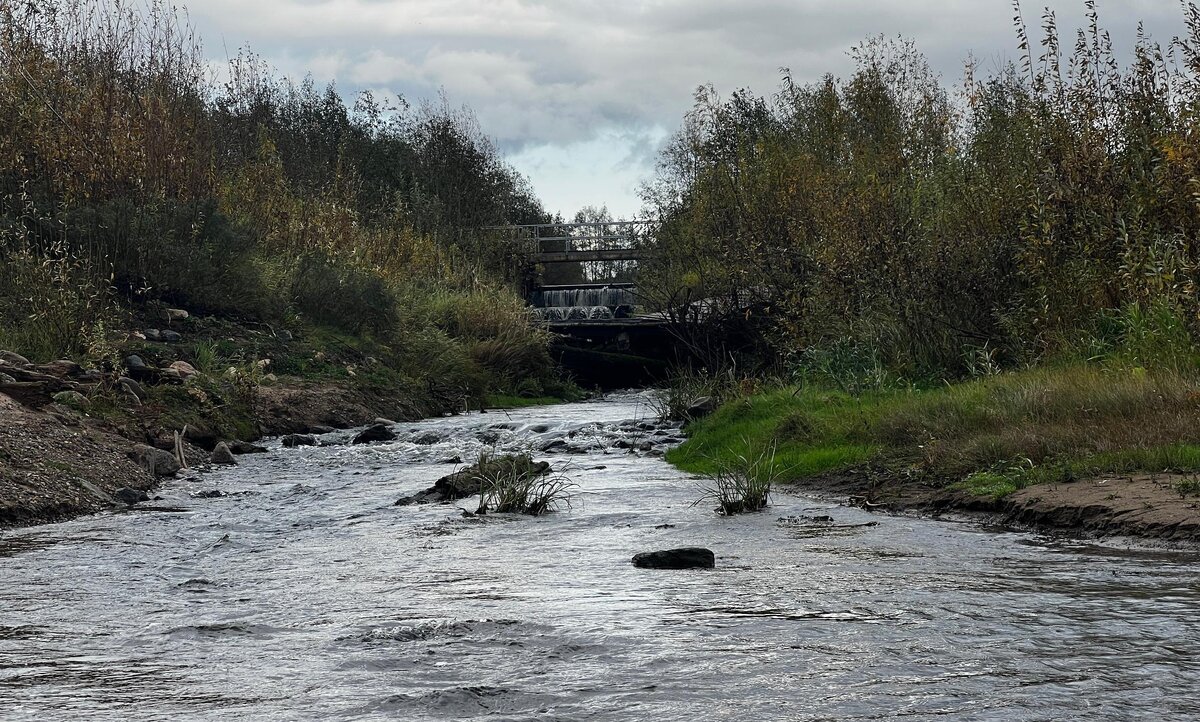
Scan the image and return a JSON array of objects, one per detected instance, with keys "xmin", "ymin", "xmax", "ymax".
[
  {"xmin": 130, "ymin": 444, "xmax": 181, "ymax": 477},
  {"xmin": 281, "ymin": 434, "xmax": 316, "ymax": 448},
  {"xmin": 396, "ymin": 455, "xmax": 551, "ymax": 506},
  {"xmin": 114, "ymin": 487, "xmax": 150, "ymax": 505},
  {"xmin": 353, "ymin": 424, "xmax": 397, "ymax": 444},
  {"xmin": 632, "ymin": 547, "xmax": 715, "ymax": 570},
  {"xmin": 226, "ymin": 440, "xmax": 267, "ymax": 454},
  {"xmin": 210, "ymin": 442, "xmax": 237, "ymax": 465}
]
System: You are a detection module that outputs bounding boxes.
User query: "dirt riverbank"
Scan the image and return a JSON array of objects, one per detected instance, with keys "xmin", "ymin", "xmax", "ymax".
[
  {"xmin": 0, "ymin": 379, "xmax": 422, "ymax": 529},
  {"xmin": 787, "ymin": 468, "xmax": 1200, "ymax": 544}
]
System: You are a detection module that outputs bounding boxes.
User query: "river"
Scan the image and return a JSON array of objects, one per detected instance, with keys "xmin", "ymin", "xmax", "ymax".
[{"xmin": 2, "ymin": 391, "xmax": 1199, "ymax": 720}]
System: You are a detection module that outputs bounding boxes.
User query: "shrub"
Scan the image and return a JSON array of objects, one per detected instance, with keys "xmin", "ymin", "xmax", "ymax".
[
  {"xmin": 58, "ymin": 199, "xmax": 275, "ymax": 319},
  {"xmin": 290, "ymin": 253, "xmax": 398, "ymax": 335},
  {"xmin": 650, "ymin": 368, "xmax": 741, "ymax": 421},
  {"xmin": 0, "ymin": 248, "xmax": 113, "ymax": 361}
]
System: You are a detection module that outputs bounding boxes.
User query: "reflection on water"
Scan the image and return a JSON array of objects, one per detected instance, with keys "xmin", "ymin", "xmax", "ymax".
[{"xmin": 2, "ymin": 391, "xmax": 1200, "ymax": 721}]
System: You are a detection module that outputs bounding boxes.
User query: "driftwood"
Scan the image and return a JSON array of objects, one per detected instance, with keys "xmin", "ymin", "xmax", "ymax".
[
  {"xmin": 847, "ymin": 495, "xmax": 885, "ymax": 510},
  {"xmin": 174, "ymin": 426, "xmax": 190, "ymax": 470}
]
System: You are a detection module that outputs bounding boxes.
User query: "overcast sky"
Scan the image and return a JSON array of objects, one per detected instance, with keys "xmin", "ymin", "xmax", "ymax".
[{"xmin": 184, "ymin": 1, "xmax": 1186, "ymax": 219}]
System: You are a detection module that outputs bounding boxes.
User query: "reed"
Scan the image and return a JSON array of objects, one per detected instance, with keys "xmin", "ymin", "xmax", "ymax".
[{"xmin": 474, "ymin": 452, "xmax": 576, "ymax": 516}]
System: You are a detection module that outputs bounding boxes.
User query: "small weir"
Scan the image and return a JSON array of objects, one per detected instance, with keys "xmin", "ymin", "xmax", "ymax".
[{"xmin": 529, "ymin": 285, "xmax": 637, "ymax": 321}]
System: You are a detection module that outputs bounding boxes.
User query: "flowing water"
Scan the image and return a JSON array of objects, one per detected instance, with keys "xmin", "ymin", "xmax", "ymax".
[{"xmin": 2, "ymin": 392, "xmax": 1200, "ymax": 721}]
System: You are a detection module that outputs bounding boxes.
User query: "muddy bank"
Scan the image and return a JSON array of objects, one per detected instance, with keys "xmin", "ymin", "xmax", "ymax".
[
  {"xmin": 0, "ymin": 393, "xmax": 156, "ymax": 528},
  {"xmin": 0, "ymin": 380, "xmax": 425, "ymax": 529},
  {"xmin": 785, "ymin": 469, "xmax": 1200, "ymax": 544}
]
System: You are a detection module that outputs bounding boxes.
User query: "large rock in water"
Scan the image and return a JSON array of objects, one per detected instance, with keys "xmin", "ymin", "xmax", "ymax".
[
  {"xmin": 353, "ymin": 423, "xmax": 397, "ymax": 444},
  {"xmin": 396, "ymin": 455, "xmax": 551, "ymax": 506},
  {"xmin": 281, "ymin": 434, "xmax": 316, "ymax": 448},
  {"xmin": 114, "ymin": 487, "xmax": 150, "ymax": 505},
  {"xmin": 130, "ymin": 444, "xmax": 181, "ymax": 477},
  {"xmin": 632, "ymin": 547, "xmax": 716, "ymax": 569},
  {"xmin": 226, "ymin": 440, "xmax": 267, "ymax": 454},
  {"xmin": 210, "ymin": 442, "xmax": 237, "ymax": 465}
]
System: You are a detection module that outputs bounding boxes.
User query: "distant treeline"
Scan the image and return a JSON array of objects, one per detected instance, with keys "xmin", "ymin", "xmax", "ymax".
[
  {"xmin": 642, "ymin": 2, "xmax": 1200, "ymax": 379},
  {"xmin": 0, "ymin": 0, "xmax": 558, "ymax": 396}
]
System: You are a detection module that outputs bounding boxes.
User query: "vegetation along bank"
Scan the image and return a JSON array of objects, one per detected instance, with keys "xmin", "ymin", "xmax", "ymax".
[{"xmin": 652, "ymin": 5, "xmax": 1200, "ymax": 543}]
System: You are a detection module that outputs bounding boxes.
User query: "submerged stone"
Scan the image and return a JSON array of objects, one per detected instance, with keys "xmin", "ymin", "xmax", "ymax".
[
  {"xmin": 281, "ymin": 434, "xmax": 316, "ymax": 448},
  {"xmin": 631, "ymin": 547, "xmax": 715, "ymax": 570},
  {"xmin": 353, "ymin": 424, "xmax": 397, "ymax": 444}
]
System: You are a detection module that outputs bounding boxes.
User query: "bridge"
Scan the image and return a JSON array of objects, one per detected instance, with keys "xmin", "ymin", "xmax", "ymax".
[
  {"xmin": 498, "ymin": 219, "xmax": 651, "ymax": 263},
  {"xmin": 480, "ymin": 219, "xmax": 673, "ymax": 385}
]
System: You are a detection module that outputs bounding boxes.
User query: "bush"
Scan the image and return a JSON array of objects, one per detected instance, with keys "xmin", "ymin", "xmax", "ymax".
[
  {"xmin": 650, "ymin": 368, "xmax": 746, "ymax": 421},
  {"xmin": 58, "ymin": 199, "xmax": 275, "ymax": 319},
  {"xmin": 290, "ymin": 253, "xmax": 398, "ymax": 335},
  {"xmin": 425, "ymin": 285, "xmax": 555, "ymax": 385},
  {"xmin": 0, "ymin": 248, "xmax": 113, "ymax": 361}
]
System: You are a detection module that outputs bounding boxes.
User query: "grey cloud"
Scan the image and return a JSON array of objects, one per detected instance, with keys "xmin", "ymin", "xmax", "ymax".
[
  {"xmin": 189, "ymin": 0, "xmax": 1186, "ymax": 150},
  {"xmin": 183, "ymin": 0, "xmax": 1187, "ymax": 213}
]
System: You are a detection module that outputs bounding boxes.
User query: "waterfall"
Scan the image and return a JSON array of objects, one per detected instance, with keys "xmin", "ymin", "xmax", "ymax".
[{"xmin": 531, "ymin": 287, "xmax": 636, "ymax": 308}]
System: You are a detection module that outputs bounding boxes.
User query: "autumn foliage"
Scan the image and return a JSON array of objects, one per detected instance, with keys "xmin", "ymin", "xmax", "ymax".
[
  {"xmin": 642, "ymin": 2, "xmax": 1200, "ymax": 378},
  {"xmin": 0, "ymin": 0, "xmax": 548, "ymax": 375}
]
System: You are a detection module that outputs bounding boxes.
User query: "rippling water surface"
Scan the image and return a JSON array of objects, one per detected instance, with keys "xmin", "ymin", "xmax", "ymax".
[{"xmin": 3, "ymin": 392, "xmax": 1200, "ymax": 721}]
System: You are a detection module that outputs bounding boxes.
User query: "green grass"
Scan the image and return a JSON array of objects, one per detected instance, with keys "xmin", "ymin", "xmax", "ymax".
[
  {"xmin": 1174, "ymin": 476, "xmax": 1200, "ymax": 497},
  {"xmin": 953, "ymin": 471, "xmax": 1022, "ymax": 501},
  {"xmin": 666, "ymin": 387, "xmax": 880, "ymax": 477},
  {"xmin": 667, "ymin": 364, "xmax": 1200, "ymax": 501}
]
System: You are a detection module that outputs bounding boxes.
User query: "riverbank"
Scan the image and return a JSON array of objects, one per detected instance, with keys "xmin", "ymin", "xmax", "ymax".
[
  {"xmin": 0, "ymin": 374, "xmax": 419, "ymax": 529},
  {"xmin": 0, "ymin": 311, "xmax": 581, "ymax": 529},
  {"xmin": 666, "ymin": 365, "xmax": 1200, "ymax": 543}
]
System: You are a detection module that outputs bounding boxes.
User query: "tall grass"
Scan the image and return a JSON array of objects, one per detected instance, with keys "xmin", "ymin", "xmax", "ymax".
[
  {"xmin": 474, "ymin": 452, "xmax": 575, "ymax": 515},
  {"xmin": 670, "ymin": 361, "xmax": 1200, "ymax": 498},
  {"xmin": 694, "ymin": 440, "xmax": 783, "ymax": 515}
]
